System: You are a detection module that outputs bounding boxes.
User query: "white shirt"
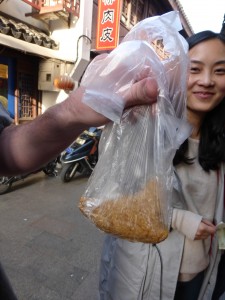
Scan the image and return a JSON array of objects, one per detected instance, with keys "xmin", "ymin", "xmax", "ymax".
[{"xmin": 172, "ymin": 138, "xmax": 217, "ymax": 281}]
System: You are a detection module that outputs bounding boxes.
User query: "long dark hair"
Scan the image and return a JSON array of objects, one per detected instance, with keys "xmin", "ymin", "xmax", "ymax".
[{"xmin": 173, "ymin": 22, "xmax": 225, "ymax": 171}]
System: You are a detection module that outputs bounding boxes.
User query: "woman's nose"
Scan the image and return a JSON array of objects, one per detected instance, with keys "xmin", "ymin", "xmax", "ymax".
[{"xmin": 198, "ymin": 71, "xmax": 214, "ymax": 86}]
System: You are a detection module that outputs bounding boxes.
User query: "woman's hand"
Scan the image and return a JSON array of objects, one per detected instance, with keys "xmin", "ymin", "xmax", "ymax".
[{"xmin": 194, "ymin": 219, "xmax": 216, "ymax": 240}]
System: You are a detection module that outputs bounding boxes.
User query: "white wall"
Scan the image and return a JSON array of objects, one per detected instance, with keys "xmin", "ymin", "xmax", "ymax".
[
  {"xmin": 42, "ymin": 89, "xmax": 71, "ymax": 113},
  {"xmin": 50, "ymin": 0, "xmax": 94, "ymax": 75},
  {"xmin": 42, "ymin": 0, "xmax": 94, "ymax": 108},
  {"xmin": 41, "ymin": 91, "xmax": 58, "ymax": 112}
]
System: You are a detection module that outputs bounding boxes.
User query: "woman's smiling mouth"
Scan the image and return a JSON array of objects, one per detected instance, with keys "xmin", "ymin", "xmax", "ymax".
[{"xmin": 193, "ymin": 91, "xmax": 215, "ymax": 99}]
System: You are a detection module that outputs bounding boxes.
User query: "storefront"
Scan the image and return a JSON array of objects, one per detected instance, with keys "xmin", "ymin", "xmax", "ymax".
[{"xmin": 0, "ymin": 47, "xmax": 40, "ymax": 124}]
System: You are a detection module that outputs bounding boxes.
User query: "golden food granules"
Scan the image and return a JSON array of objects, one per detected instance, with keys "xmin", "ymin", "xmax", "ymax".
[{"xmin": 79, "ymin": 180, "xmax": 168, "ymax": 243}]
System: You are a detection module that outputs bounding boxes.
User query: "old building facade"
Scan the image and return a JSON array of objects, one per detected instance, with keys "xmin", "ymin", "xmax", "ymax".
[{"xmin": 0, "ymin": 0, "xmax": 193, "ymax": 124}]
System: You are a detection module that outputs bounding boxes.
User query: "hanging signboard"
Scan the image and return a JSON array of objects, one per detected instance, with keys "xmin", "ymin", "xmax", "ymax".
[{"xmin": 96, "ymin": 0, "xmax": 121, "ymax": 51}]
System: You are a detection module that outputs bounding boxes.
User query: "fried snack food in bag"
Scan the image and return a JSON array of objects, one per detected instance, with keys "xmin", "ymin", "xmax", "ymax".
[{"xmin": 80, "ymin": 180, "xmax": 168, "ymax": 243}]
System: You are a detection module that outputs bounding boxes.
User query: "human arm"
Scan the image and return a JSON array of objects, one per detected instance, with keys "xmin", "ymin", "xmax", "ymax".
[
  {"xmin": 172, "ymin": 208, "xmax": 216, "ymax": 240},
  {"xmin": 0, "ymin": 78, "xmax": 158, "ymax": 176}
]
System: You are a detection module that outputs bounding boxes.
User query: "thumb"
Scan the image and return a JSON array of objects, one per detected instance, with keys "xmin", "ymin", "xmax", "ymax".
[{"xmin": 124, "ymin": 77, "xmax": 158, "ymax": 108}]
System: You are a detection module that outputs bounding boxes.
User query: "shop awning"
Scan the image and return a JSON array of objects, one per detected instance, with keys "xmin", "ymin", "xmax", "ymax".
[{"xmin": 0, "ymin": 33, "xmax": 75, "ymax": 62}]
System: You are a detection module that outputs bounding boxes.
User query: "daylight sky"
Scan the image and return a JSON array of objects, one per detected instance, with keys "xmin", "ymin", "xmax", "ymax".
[{"xmin": 179, "ymin": 0, "xmax": 225, "ymax": 33}]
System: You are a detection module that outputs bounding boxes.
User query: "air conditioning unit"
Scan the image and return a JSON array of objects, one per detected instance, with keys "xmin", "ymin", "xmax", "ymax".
[{"xmin": 38, "ymin": 59, "xmax": 62, "ymax": 91}]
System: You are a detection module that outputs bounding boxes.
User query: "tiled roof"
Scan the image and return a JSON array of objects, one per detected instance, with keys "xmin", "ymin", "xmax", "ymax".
[
  {"xmin": 174, "ymin": 0, "xmax": 194, "ymax": 34},
  {"xmin": 0, "ymin": 14, "xmax": 59, "ymax": 50}
]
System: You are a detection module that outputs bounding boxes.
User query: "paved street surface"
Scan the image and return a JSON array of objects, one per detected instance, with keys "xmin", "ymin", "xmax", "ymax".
[{"xmin": 0, "ymin": 170, "xmax": 104, "ymax": 300}]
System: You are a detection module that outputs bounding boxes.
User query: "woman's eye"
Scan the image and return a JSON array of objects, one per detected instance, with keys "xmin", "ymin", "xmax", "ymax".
[
  {"xmin": 215, "ymin": 68, "xmax": 225, "ymax": 74},
  {"xmin": 190, "ymin": 67, "xmax": 200, "ymax": 73}
]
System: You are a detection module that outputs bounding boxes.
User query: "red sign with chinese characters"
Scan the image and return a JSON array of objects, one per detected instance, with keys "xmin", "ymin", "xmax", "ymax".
[{"xmin": 96, "ymin": 0, "xmax": 121, "ymax": 51}]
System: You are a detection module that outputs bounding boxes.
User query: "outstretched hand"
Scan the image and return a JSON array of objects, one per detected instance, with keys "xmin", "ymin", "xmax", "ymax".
[
  {"xmin": 69, "ymin": 77, "xmax": 158, "ymax": 128},
  {"xmin": 0, "ymin": 75, "xmax": 158, "ymax": 175}
]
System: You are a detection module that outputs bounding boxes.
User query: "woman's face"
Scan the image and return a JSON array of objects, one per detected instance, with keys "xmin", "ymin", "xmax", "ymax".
[{"xmin": 187, "ymin": 38, "xmax": 225, "ymax": 115}]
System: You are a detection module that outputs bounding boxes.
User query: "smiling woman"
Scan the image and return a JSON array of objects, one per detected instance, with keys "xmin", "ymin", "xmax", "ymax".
[
  {"xmin": 172, "ymin": 27, "xmax": 225, "ymax": 300},
  {"xmin": 187, "ymin": 39, "xmax": 225, "ymax": 124},
  {"xmin": 97, "ymin": 19, "xmax": 225, "ymax": 300}
]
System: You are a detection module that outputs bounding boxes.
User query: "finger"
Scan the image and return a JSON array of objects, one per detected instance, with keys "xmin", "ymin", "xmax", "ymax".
[
  {"xmin": 202, "ymin": 219, "xmax": 215, "ymax": 228},
  {"xmin": 124, "ymin": 77, "xmax": 158, "ymax": 107},
  {"xmin": 151, "ymin": 103, "xmax": 158, "ymax": 115},
  {"xmin": 195, "ymin": 233, "xmax": 210, "ymax": 240},
  {"xmin": 134, "ymin": 66, "xmax": 153, "ymax": 82},
  {"xmin": 201, "ymin": 221, "xmax": 216, "ymax": 235}
]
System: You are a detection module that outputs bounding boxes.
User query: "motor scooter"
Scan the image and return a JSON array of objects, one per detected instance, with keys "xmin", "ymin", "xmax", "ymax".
[
  {"xmin": 60, "ymin": 127, "xmax": 102, "ymax": 182},
  {"xmin": 0, "ymin": 157, "xmax": 59, "ymax": 195}
]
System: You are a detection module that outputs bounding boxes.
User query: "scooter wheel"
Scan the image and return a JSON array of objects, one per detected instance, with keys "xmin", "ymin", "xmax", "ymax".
[
  {"xmin": 0, "ymin": 177, "xmax": 12, "ymax": 195},
  {"xmin": 43, "ymin": 167, "xmax": 57, "ymax": 177},
  {"xmin": 61, "ymin": 162, "xmax": 80, "ymax": 182}
]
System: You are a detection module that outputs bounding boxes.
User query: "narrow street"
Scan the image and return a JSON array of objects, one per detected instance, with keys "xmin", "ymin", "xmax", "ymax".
[{"xmin": 0, "ymin": 171, "xmax": 104, "ymax": 300}]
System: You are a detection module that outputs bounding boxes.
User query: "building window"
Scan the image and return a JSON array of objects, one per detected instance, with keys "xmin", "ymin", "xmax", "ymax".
[
  {"xmin": 18, "ymin": 72, "xmax": 36, "ymax": 119},
  {"xmin": 121, "ymin": 0, "xmax": 145, "ymax": 28},
  {"xmin": 151, "ymin": 39, "xmax": 170, "ymax": 61}
]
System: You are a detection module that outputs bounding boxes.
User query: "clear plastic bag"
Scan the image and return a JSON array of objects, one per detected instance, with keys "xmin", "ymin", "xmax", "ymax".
[{"xmin": 79, "ymin": 11, "xmax": 191, "ymax": 243}]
